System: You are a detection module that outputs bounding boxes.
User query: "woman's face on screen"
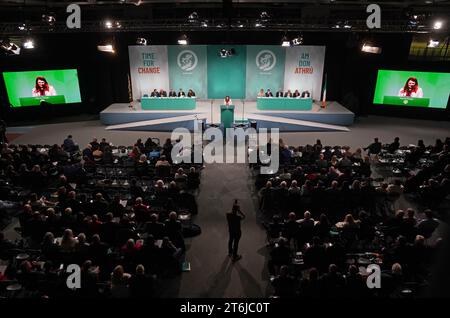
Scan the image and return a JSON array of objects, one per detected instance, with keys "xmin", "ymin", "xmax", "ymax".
[
  {"xmin": 37, "ymin": 79, "xmax": 45, "ymax": 88},
  {"xmin": 408, "ymin": 80, "xmax": 415, "ymax": 88}
]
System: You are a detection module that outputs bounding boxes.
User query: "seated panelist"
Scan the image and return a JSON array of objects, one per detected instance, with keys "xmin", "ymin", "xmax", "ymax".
[
  {"xmin": 284, "ymin": 90, "xmax": 292, "ymax": 98},
  {"xmin": 276, "ymin": 89, "xmax": 284, "ymax": 97},
  {"xmin": 301, "ymin": 91, "xmax": 311, "ymax": 98},
  {"xmin": 150, "ymin": 89, "xmax": 160, "ymax": 97},
  {"xmin": 293, "ymin": 90, "xmax": 300, "ymax": 98},
  {"xmin": 168, "ymin": 89, "xmax": 177, "ymax": 97},
  {"xmin": 187, "ymin": 89, "xmax": 196, "ymax": 98},
  {"xmin": 159, "ymin": 89, "xmax": 167, "ymax": 97},
  {"xmin": 178, "ymin": 89, "xmax": 186, "ymax": 97},
  {"xmin": 257, "ymin": 89, "xmax": 265, "ymax": 97},
  {"xmin": 265, "ymin": 89, "xmax": 273, "ymax": 97}
]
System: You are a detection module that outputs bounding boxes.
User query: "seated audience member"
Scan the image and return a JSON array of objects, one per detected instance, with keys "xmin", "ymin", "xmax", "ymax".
[
  {"xmin": 178, "ymin": 88, "xmax": 186, "ymax": 97},
  {"xmin": 129, "ymin": 264, "xmax": 155, "ymax": 298},
  {"xmin": 304, "ymin": 236, "xmax": 327, "ymax": 272},
  {"xmin": 364, "ymin": 138, "xmax": 382, "ymax": 155},
  {"xmin": 272, "ymin": 265, "xmax": 296, "ymax": 298},
  {"xmin": 284, "ymin": 89, "xmax": 293, "ymax": 98},
  {"xmin": 99, "ymin": 138, "xmax": 109, "ymax": 150},
  {"xmin": 417, "ymin": 209, "xmax": 439, "ymax": 239},
  {"xmin": 146, "ymin": 213, "xmax": 165, "ymax": 239},
  {"xmin": 265, "ymin": 89, "xmax": 273, "ymax": 97},
  {"xmin": 320, "ymin": 264, "xmax": 346, "ymax": 297},
  {"xmin": 133, "ymin": 197, "xmax": 150, "ymax": 224},
  {"xmin": 269, "ymin": 238, "xmax": 291, "ymax": 275},
  {"xmin": 299, "ymin": 268, "xmax": 321, "ymax": 298},
  {"xmin": 110, "ymin": 265, "xmax": 131, "ymax": 298},
  {"xmin": 187, "ymin": 89, "xmax": 196, "ymax": 97},
  {"xmin": 276, "ymin": 89, "xmax": 284, "ymax": 97},
  {"xmin": 168, "ymin": 88, "xmax": 177, "ymax": 97},
  {"xmin": 165, "ymin": 211, "xmax": 185, "ymax": 251},
  {"xmin": 63, "ymin": 135, "xmax": 78, "ymax": 153},
  {"xmin": 388, "ymin": 137, "xmax": 400, "ymax": 153}
]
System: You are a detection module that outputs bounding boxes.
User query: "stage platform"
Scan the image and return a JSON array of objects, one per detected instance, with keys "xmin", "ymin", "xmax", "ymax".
[{"xmin": 100, "ymin": 100, "xmax": 354, "ymax": 132}]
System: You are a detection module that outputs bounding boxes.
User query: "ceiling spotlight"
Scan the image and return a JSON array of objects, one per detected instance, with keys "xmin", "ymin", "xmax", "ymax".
[
  {"xmin": 219, "ymin": 48, "xmax": 228, "ymax": 58},
  {"xmin": 428, "ymin": 39, "xmax": 440, "ymax": 48},
  {"xmin": 255, "ymin": 20, "xmax": 263, "ymax": 28},
  {"xmin": 292, "ymin": 35, "xmax": 304, "ymax": 46},
  {"xmin": 23, "ymin": 39, "xmax": 34, "ymax": 49},
  {"xmin": 433, "ymin": 20, "xmax": 443, "ymax": 29},
  {"xmin": 115, "ymin": 21, "xmax": 122, "ymax": 29},
  {"xmin": 97, "ymin": 43, "xmax": 115, "ymax": 53},
  {"xmin": 42, "ymin": 14, "xmax": 56, "ymax": 26},
  {"xmin": 200, "ymin": 20, "xmax": 208, "ymax": 27},
  {"xmin": 260, "ymin": 11, "xmax": 270, "ymax": 23},
  {"xmin": 105, "ymin": 20, "xmax": 113, "ymax": 29},
  {"xmin": 18, "ymin": 23, "xmax": 27, "ymax": 31},
  {"xmin": 188, "ymin": 12, "xmax": 199, "ymax": 23},
  {"xmin": 0, "ymin": 39, "xmax": 21, "ymax": 55},
  {"xmin": 233, "ymin": 21, "xmax": 244, "ymax": 28},
  {"xmin": 178, "ymin": 34, "xmax": 188, "ymax": 45},
  {"xmin": 281, "ymin": 36, "xmax": 290, "ymax": 47},
  {"xmin": 136, "ymin": 37, "xmax": 147, "ymax": 45}
]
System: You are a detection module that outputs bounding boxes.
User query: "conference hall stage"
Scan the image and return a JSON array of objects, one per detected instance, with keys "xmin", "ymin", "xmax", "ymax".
[{"xmin": 100, "ymin": 99, "xmax": 354, "ymax": 132}]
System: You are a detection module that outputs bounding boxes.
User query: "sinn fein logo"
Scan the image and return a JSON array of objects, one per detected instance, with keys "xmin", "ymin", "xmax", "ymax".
[
  {"xmin": 256, "ymin": 50, "xmax": 276, "ymax": 72},
  {"xmin": 177, "ymin": 50, "xmax": 198, "ymax": 72}
]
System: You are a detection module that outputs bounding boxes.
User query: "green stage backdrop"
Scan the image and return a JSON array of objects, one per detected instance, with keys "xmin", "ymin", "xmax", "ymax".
[
  {"xmin": 207, "ymin": 45, "xmax": 246, "ymax": 99},
  {"xmin": 2, "ymin": 69, "xmax": 82, "ymax": 107},
  {"xmin": 245, "ymin": 46, "xmax": 286, "ymax": 98},
  {"xmin": 168, "ymin": 45, "xmax": 207, "ymax": 99},
  {"xmin": 373, "ymin": 70, "xmax": 450, "ymax": 109}
]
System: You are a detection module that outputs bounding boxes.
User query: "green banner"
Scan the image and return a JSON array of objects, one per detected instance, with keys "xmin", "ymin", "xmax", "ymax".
[
  {"xmin": 207, "ymin": 45, "xmax": 246, "ymax": 99},
  {"xmin": 168, "ymin": 45, "xmax": 207, "ymax": 99},
  {"xmin": 245, "ymin": 46, "xmax": 286, "ymax": 98}
]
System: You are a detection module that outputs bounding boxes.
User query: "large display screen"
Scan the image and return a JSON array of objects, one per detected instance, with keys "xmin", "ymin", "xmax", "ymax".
[
  {"xmin": 373, "ymin": 70, "xmax": 449, "ymax": 109},
  {"xmin": 2, "ymin": 69, "xmax": 82, "ymax": 107}
]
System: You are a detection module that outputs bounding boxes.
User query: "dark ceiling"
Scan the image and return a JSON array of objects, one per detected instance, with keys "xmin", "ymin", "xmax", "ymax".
[{"xmin": 0, "ymin": 0, "xmax": 449, "ymax": 34}]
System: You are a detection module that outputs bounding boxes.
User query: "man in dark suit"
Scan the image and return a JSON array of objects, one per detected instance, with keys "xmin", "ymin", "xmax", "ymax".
[
  {"xmin": 284, "ymin": 89, "xmax": 292, "ymax": 98},
  {"xmin": 276, "ymin": 89, "xmax": 284, "ymax": 97},
  {"xmin": 150, "ymin": 89, "xmax": 160, "ymax": 97},
  {"xmin": 168, "ymin": 89, "xmax": 177, "ymax": 97},
  {"xmin": 265, "ymin": 89, "xmax": 273, "ymax": 97},
  {"xmin": 159, "ymin": 89, "xmax": 167, "ymax": 97},
  {"xmin": 227, "ymin": 200, "xmax": 245, "ymax": 261},
  {"xmin": 178, "ymin": 89, "xmax": 186, "ymax": 97}
]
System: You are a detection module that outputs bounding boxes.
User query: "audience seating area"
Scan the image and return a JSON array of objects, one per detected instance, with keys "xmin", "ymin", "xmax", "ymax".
[
  {"xmin": 0, "ymin": 136, "xmax": 202, "ymax": 298},
  {"xmin": 253, "ymin": 137, "xmax": 449, "ymax": 298}
]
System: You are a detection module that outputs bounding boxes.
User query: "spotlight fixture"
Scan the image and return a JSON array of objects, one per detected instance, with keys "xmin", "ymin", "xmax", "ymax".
[
  {"xmin": 281, "ymin": 36, "xmax": 290, "ymax": 47},
  {"xmin": 136, "ymin": 37, "xmax": 147, "ymax": 45},
  {"xmin": 23, "ymin": 39, "xmax": 35, "ymax": 49},
  {"xmin": 260, "ymin": 11, "xmax": 270, "ymax": 23},
  {"xmin": 115, "ymin": 21, "xmax": 122, "ymax": 29},
  {"xmin": 188, "ymin": 12, "xmax": 199, "ymax": 24},
  {"xmin": 255, "ymin": 20, "xmax": 263, "ymax": 28},
  {"xmin": 18, "ymin": 23, "xmax": 27, "ymax": 31},
  {"xmin": 433, "ymin": 20, "xmax": 443, "ymax": 30},
  {"xmin": 218, "ymin": 48, "xmax": 235, "ymax": 58},
  {"xmin": 361, "ymin": 42, "xmax": 382, "ymax": 54},
  {"xmin": 428, "ymin": 39, "xmax": 440, "ymax": 48},
  {"xmin": 200, "ymin": 20, "xmax": 208, "ymax": 28},
  {"xmin": 178, "ymin": 34, "xmax": 188, "ymax": 45},
  {"xmin": 292, "ymin": 34, "xmax": 304, "ymax": 46},
  {"xmin": 42, "ymin": 14, "xmax": 56, "ymax": 26},
  {"xmin": 105, "ymin": 20, "xmax": 113, "ymax": 29},
  {"xmin": 97, "ymin": 43, "xmax": 115, "ymax": 53},
  {"xmin": 233, "ymin": 21, "xmax": 244, "ymax": 28},
  {"xmin": 0, "ymin": 39, "xmax": 21, "ymax": 55}
]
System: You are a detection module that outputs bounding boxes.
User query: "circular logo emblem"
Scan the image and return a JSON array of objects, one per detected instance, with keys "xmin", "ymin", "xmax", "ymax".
[
  {"xmin": 177, "ymin": 50, "xmax": 198, "ymax": 72},
  {"xmin": 256, "ymin": 50, "xmax": 276, "ymax": 71},
  {"xmin": 403, "ymin": 100, "xmax": 408, "ymax": 105}
]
